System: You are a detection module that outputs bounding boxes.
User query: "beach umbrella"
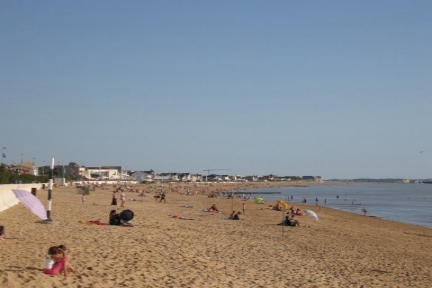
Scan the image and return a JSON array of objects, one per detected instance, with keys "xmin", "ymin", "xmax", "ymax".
[
  {"xmin": 119, "ymin": 209, "xmax": 134, "ymax": 222},
  {"xmin": 12, "ymin": 189, "xmax": 47, "ymax": 220},
  {"xmin": 276, "ymin": 200, "xmax": 290, "ymax": 210},
  {"xmin": 304, "ymin": 209, "xmax": 319, "ymax": 221}
]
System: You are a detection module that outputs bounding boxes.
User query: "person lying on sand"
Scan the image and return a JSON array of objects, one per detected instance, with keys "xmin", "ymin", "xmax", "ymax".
[
  {"xmin": 268, "ymin": 204, "xmax": 281, "ymax": 211},
  {"xmin": 171, "ymin": 215, "xmax": 195, "ymax": 220},
  {"xmin": 208, "ymin": 204, "xmax": 219, "ymax": 213}
]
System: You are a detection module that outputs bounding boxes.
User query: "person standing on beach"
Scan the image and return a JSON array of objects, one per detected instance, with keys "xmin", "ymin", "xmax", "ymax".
[
  {"xmin": 242, "ymin": 202, "xmax": 246, "ymax": 214},
  {"xmin": 120, "ymin": 192, "xmax": 126, "ymax": 207},
  {"xmin": 160, "ymin": 191, "xmax": 166, "ymax": 203},
  {"xmin": 111, "ymin": 191, "xmax": 118, "ymax": 206}
]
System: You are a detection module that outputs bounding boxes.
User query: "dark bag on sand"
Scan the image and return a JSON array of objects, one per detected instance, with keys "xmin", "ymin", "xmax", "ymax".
[{"xmin": 119, "ymin": 210, "xmax": 134, "ymax": 222}]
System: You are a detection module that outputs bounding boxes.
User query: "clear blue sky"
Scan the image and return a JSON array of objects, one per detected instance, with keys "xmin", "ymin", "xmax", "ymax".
[{"xmin": 1, "ymin": 1, "xmax": 431, "ymax": 179}]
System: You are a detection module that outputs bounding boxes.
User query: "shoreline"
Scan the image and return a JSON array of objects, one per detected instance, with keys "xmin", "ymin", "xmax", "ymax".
[
  {"xmin": 221, "ymin": 181, "xmax": 432, "ymax": 229},
  {"xmin": 1, "ymin": 181, "xmax": 431, "ymax": 287}
]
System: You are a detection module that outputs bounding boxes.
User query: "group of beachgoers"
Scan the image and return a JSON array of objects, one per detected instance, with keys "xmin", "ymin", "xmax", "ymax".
[
  {"xmin": 42, "ymin": 245, "xmax": 75, "ymax": 277},
  {"xmin": 228, "ymin": 210, "xmax": 242, "ymax": 220},
  {"xmin": 111, "ymin": 190, "xmax": 127, "ymax": 207},
  {"xmin": 271, "ymin": 205, "xmax": 303, "ymax": 227},
  {"xmin": 205, "ymin": 204, "xmax": 243, "ymax": 220}
]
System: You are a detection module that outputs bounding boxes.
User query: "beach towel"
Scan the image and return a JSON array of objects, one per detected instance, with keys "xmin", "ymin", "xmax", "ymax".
[{"xmin": 79, "ymin": 220, "xmax": 107, "ymax": 226}]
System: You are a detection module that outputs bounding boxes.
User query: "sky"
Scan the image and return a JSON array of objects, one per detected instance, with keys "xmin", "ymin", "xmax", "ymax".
[{"xmin": 1, "ymin": 1, "xmax": 432, "ymax": 179}]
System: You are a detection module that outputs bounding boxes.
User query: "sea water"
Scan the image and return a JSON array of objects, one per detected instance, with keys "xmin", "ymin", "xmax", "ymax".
[{"xmin": 239, "ymin": 183, "xmax": 432, "ymax": 228}]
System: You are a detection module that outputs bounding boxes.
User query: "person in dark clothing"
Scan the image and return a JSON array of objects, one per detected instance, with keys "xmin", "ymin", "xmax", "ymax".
[
  {"xmin": 284, "ymin": 214, "xmax": 300, "ymax": 227},
  {"xmin": 159, "ymin": 191, "xmax": 166, "ymax": 203},
  {"xmin": 111, "ymin": 191, "xmax": 118, "ymax": 206},
  {"xmin": 0, "ymin": 225, "xmax": 5, "ymax": 240},
  {"xmin": 232, "ymin": 212, "xmax": 241, "ymax": 220},
  {"xmin": 109, "ymin": 210, "xmax": 120, "ymax": 225}
]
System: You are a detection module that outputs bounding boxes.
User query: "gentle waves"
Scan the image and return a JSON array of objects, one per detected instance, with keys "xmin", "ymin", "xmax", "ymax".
[{"xmin": 237, "ymin": 183, "xmax": 432, "ymax": 228}]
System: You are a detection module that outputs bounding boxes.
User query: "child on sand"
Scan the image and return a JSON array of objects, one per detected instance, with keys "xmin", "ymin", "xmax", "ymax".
[
  {"xmin": 43, "ymin": 246, "xmax": 75, "ymax": 277},
  {"xmin": 57, "ymin": 244, "xmax": 75, "ymax": 270}
]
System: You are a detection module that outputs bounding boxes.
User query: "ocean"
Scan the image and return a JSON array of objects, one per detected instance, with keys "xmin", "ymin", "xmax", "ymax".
[{"xmin": 237, "ymin": 183, "xmax": 432, "ymax": 228}]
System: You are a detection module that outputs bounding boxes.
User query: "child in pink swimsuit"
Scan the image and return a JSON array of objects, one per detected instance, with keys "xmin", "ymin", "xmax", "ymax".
[{"xmin": 43, "ymin": 246, "xmax": 74, "ymax": 276}]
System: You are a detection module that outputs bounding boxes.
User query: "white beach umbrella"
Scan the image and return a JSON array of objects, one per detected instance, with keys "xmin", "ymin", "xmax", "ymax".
[
  {"xmin": 12, "ymin": 189, "xmax": 47, "ymax": 220},
  {"xmin": 304, "ymin": 209, "xmax": 319, "ymax": 221}
]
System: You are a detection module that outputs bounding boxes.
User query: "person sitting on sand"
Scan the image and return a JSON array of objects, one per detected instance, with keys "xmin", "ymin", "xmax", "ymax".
[
  {"xmin": 208, "ymin": 204, "xmax": 219, "ymax": 213},
  {"xmin": 57, "ymin": 245, "xmax": 75, "ymax": 272},
  {"xmin": 283, "ymin": 214, "xmax": 300, "ymax": 227},
  {"xmin": 288, "ymin": 214, "xmax": 300, "ymax": 227},
  {"xmin": 295, "ymin": 208, "xmax": 303, "ymax": 216},
  {"xmin": 43, "ymin": 246, "xmax": 75, "ymax": 277},
  {"xmin": 289, "ymin": 206, "xmax": 295, "ymax": 216},
  {"xmin": 109, "ymin": 210, "xmax": 121, "ymax": 225},
  {"xmin": 228, "ymin": 211, "xmax": 236, "ymax": 219},
  {"xmin": 232, "ymin": 211, "xmax": 241, "ymax": 220}
]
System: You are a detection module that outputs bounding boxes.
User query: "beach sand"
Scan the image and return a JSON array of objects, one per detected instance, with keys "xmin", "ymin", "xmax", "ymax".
[{"xmin": 0, "ymin": 181, "xmax": 431, "ymax": 288}]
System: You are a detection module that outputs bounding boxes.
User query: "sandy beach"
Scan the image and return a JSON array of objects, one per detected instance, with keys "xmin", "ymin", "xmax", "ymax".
[{"xmin": 0, "ymin": 181, "xmax": 431, "ymax": 288}]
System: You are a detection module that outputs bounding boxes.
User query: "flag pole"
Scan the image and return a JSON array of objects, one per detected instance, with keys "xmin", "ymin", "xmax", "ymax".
[
  {"xmin": 46, "ymin": 158, "xmax": 54, "ymax": 221},
  {"xmin": 1, "ymin": 147, "xmax": 5, "ymax": 164}
]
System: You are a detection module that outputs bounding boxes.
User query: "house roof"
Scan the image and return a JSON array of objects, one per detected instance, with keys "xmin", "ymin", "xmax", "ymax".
[{"xmin": 10, "ymin": 162, "xmax": 35, "ymax": 169}]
